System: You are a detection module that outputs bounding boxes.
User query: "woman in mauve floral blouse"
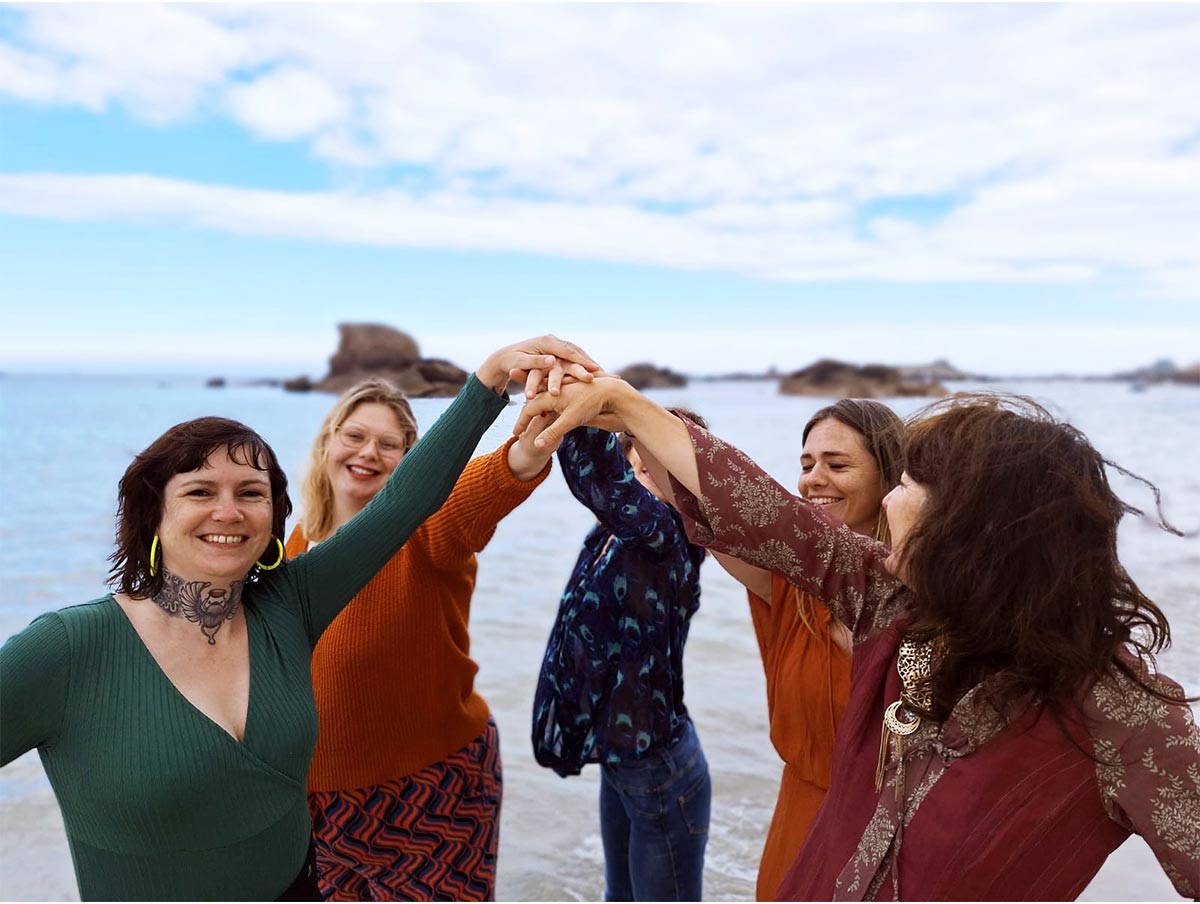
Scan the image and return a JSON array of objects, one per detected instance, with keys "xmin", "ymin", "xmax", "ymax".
[{"xmin": 517, "ymin": 378, "xmax": 1199, "ymax": 902}]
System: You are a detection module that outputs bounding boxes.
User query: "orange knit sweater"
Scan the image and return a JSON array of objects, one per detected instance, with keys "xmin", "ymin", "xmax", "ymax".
[
  {"xmin": 748, "ymin": 573, "xmax": 851, "ymax": 901},
  {"xmin": 287, "ymin": 437, "xmax": 551, "ymax": 792}
]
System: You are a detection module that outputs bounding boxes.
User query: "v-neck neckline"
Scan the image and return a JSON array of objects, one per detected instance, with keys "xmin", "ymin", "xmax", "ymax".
[{"xmin": 106, "ymin": 593, "xmax": 256, "ymax": 747}]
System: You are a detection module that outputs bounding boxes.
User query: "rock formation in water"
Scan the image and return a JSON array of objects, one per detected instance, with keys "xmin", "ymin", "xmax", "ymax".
[
  {"xmin": 284, "ymin": 323, "xmax": 470, "ymax": 397},
  {"xmin": 619, "ymin": 362, "xmax": 688, "ymax": 390},
  {"xmin": 780, "ymin": 358, "xmax": 946, "ymax": 398}
]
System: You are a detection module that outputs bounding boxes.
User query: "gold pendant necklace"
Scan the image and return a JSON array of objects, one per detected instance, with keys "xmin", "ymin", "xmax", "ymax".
[{"xmin": 875, "ymin": 637, "xmax": 938, "ymax": 794}]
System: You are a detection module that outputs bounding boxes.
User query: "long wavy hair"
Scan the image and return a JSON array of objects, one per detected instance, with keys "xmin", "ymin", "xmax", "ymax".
[
  {"xmin": 108, "ymin": 417, "xmax": 291, "ymax": 598},
  {"xmin": 896, "ymin": 393, "xmax": 1184, "ymax": 724},
  {"xmin": 300, "ymin": 378, "xmax": 419, "ymax": 542}
]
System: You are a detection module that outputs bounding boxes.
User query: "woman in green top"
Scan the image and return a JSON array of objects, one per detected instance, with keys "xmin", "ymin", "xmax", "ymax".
[{"xmin": 0, "ymin": 336, "xmax": 597, "ymax": 902}]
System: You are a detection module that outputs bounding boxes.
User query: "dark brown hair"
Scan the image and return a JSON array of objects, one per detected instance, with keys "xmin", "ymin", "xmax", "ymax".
[
  {"xmin": 107, "ymin": 417, "xmax": 292, "ymax": 597},
  {"xmin": 897, "ymin": 393, "xmax": 1184, "ymax": 725},
  {"xmin": 802, "ymin": 399, "xmax": 905, "ymax": 544}
]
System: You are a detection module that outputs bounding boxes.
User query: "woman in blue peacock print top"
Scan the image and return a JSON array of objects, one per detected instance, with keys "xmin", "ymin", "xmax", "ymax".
[{"xmin": 533, "ymin": 415, "xmax": 710, "ymax": 902}]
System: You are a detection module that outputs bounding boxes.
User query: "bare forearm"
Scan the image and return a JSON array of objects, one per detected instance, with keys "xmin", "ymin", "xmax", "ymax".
[
  {"xmin": 609, "ymin": 383, "xmax": 702, "ymax": 497},
  {"xmin": 711, "ymin": 551, "xmax": 772, "ymax": 602}
]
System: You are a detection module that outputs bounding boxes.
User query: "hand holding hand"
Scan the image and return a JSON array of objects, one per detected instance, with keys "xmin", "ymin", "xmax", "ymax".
[
  {"xmin": 519, "ymin": 366, "xmax": 620, "ymax": 400},
  {"xmin": 507, "ymin": 413, "xmax": 561, "ymax": 480},
  {"xmin": 514, "ymin": 377, "xmax": 630, "ymax": 449},
  {"xmin": 476, "ymin": 335, "xmax": 600, "ymax": 395}
]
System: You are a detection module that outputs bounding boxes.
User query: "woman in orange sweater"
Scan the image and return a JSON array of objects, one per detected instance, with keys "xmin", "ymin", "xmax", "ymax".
[
  {"xmin": 712, "ymin": 399, "xmax": 903, "ymax": 900},
  {"xmin": 288, "ymin": 378, "xmax": 557, "ymax": 901}
]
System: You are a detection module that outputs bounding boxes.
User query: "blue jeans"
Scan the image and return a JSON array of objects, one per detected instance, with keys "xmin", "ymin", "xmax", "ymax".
[{"xmin": 598, "ymin": 720, "xmax": 711, "ymax": 902}]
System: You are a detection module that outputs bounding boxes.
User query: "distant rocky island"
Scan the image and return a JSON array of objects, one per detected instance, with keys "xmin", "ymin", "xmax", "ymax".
[
  {"xmin": 618, "ymin": 362, "xmax": 688, "ymax": 390},
  {"xmin": 282, "ymin": 323, "xmax": 470, "ymax": 397},
  {"xmin": 779, "ymin": 358, "xmax": 950, "ymax": 398},
  {"xmin": 272, "ymin": 325, "xmax": 696, "ymax": 398},
  {"xmin": 202, "ymin": 325, "xmax": 1194, "ymax": 396}
]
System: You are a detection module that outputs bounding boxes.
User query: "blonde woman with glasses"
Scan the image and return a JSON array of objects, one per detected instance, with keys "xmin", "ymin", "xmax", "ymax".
[{"xmin": 287, "ymin": 376, "xmax": 558, "ymax": 901}]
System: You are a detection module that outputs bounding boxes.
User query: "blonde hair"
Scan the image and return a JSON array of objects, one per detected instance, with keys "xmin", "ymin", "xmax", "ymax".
[{"xmin": 300, "ymin": 378, "xmax": 419, "ymax": 542}]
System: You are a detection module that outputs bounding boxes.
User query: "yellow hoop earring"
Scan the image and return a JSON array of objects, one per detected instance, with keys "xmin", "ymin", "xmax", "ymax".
[
  {"xmin": 149, "ymin": 535, "xmax": 161, "ymax": 577},
  {"xmin": 256, "ymin": 537, "xmax": 285, "ymax": 571}
]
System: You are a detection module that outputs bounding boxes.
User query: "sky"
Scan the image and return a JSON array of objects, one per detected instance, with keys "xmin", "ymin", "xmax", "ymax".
[{"xmin": 1, "ymin": 3, "xmax": 1198, "ymax": 378}]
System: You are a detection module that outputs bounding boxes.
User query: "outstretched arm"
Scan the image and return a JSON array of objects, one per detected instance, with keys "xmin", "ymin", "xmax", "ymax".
[{"xmin": 557, "ymin": 427, "xmax": 681, "ymax": 555}]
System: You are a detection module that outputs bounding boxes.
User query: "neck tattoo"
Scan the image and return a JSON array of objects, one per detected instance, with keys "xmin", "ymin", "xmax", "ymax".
[{"xmin": 152, "ymin": 570, "xmax": 244, "ymax": 645}]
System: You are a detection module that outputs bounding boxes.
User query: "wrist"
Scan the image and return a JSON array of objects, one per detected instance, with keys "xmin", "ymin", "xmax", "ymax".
[
  {"xmin": 507, "ymin": 436, "xmax": 551, "ymax": 482},
  {"xmin": 475, "ymin": 356, "xmax": 508, "ymax": 395}
]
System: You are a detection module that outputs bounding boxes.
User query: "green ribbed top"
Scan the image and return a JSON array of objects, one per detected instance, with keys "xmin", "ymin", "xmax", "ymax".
[{"xmin": 0, "ymin": 376, "xmax": 506, "ymax": 901}]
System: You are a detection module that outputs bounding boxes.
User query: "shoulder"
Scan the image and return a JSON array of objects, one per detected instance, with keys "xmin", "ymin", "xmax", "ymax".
[
  {"xmin": 2, "ymin": 598, "xmax": 112, "ymax": 668},
  {"xmin": 40, "ymin": 596, "xmax": 120, "ymax": 640},
  {"xmin": 1086, "ymin": 656, "xmax": 1192, "ymax": 732}
]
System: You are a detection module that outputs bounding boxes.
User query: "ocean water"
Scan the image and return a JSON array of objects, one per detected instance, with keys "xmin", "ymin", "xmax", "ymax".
[{"xmin": 0, "ymin": 375, "xmax": 1196, "ymax": 901}]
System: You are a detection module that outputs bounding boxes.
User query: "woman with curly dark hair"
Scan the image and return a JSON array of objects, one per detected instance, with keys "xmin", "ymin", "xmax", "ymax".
[
  {"xmin": 0, "ymin": 336, "xmax": 598, "ymax": 902},
  {"xmin": 517, "ymin": 380, "xmax": 1198, "ymax": 901}
]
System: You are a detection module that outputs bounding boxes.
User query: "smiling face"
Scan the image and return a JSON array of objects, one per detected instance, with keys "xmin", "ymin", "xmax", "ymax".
[
  {"xmin": 799, "ymin": 418, "xmax": 886, "ymax": 538},
  {"xmin": 324, "ymin": 402, "xmax": 408, "ymax": 518},
  {"xmin": 881, "ymin": 471, "xmax": 929, "ymax": 580},
  {"xmin": 156, "ymin": 447, "xmax": 274, "ymax": 584}
]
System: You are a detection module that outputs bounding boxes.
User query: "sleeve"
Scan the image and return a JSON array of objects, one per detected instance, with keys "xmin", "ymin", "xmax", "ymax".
[
  {"xmin": 667, "ymin": 418, "xmax": 906, "ymax": 638},
  {"xmin": 1, "ymin": 613, "xmax": 71, "ymax": 765},
  {"xmin": 424, "ymin": 437, "xmax": 552, "ymax": 570},
  {"xmin": 1087, "ymin": 663, "xmax": 1200, "ymax": 899},
  {"xmin": 285, "ymin": 375, "xmax": 509, "ymax": 642},
  {"xmin": 557, "ymin": 427, "xmax": 682, "ymax": 558}
]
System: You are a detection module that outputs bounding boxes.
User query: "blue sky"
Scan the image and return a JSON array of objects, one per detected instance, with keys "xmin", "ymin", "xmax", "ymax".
[{"xmin": 1, "ymin": 3, "xmax": 1197, "ymax": 377}]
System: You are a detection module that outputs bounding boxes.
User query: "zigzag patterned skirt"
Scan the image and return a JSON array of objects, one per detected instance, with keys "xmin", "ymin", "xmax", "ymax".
[{"xmin": 308, "ymin": 717, "xmax": 502, "ymax": 901}]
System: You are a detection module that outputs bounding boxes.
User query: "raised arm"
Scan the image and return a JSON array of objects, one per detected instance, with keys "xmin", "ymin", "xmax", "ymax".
[
  {"xmin": 424, "ymin": 432, "xmax": 554, "ymax": 571},
  {"xmin": 557, "ymin": 427, "xmax": 681, "ymax": 554}
]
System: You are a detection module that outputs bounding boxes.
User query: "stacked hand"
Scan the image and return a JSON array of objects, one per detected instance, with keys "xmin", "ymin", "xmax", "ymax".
[
  {"xmin": 515, "ymin": 376, "xmax": 632, "ymax": 450},
  {"xmin": 476, "ymin": 335, "xmax": 602, "ymax": 397}
]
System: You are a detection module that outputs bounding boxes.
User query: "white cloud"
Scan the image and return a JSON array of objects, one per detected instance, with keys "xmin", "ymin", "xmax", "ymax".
[
  {"xmin": 0, "ymin": 4, "xmax": 1198, "ymax": 298},
  {"xmin": 227, "ymin": 66, "xmax": 346, "ymax": 140}
]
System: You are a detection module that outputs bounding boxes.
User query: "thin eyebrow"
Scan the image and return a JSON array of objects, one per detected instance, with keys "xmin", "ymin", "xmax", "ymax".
[
  {"xmin": 342, "ymin": 421, "xmax": 401, "ymax": 436},
  {"xmin": 177, "ymin": 477, "xmax": 269, "ymax": 490},
  {"xmin": 802, "ymin": 450, "xmax": 854, "ymax": 461}
]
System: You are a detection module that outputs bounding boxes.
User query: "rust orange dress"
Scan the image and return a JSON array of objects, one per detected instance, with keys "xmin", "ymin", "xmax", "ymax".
[{"xmin": 749, "ymin": 572, "xmax": 852, "ymax": 901}]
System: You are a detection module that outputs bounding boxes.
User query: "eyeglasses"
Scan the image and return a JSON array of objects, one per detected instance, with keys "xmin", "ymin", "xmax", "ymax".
[{"xmin": 335, "ymin": 425, "xmax": 407, "ymax": 456}]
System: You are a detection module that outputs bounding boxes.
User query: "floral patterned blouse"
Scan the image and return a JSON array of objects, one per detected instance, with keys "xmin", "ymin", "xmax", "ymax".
[
  {"xmin": 669, "ymin": 418, "xmax": 1199, "ymax": 901},
  {"xmin": 532, "ymin": 427, "xmax": 706, "ymax": 776}
]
